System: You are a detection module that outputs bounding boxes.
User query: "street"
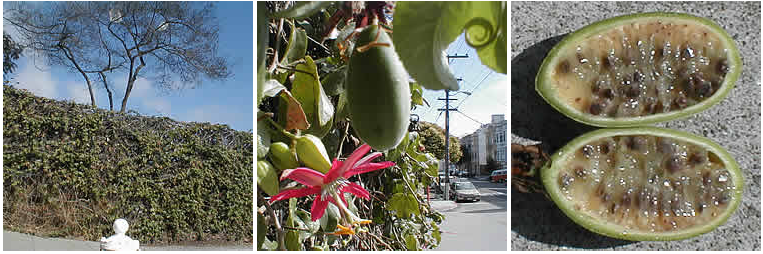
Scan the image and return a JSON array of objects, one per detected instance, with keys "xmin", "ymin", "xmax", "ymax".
[{"xmin": 432, "ymin": 178, "xmax": 507, "ymax": 251}]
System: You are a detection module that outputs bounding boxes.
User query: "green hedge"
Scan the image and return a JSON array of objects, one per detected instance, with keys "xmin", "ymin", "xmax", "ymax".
[{"xmin": 3, "ymin": 85, "xmax": 253, "ymax": 243}]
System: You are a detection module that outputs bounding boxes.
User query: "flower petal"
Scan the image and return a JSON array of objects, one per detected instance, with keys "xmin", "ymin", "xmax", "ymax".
[
  {"xmin": 342, "ymin": 182, "xmax": 370, "ymax": 199},
  {"xmin": 326, "ymin": 144, "xmax": 371, "ymax": 182},
  {"xmin": 344, "ymin": 161, "xmax": 395, "ymax": 178},
  {"xmin": 311, "ymin": 194, "xmax": 330, "ymax": 221},
  {"xmin": 353, "ymin": 152, "xmax": 382, "ymax": 168},
  {"xmin": 269, "ymin": 186, "xmax": 320, "ymax": 203},
  {"xmin": 281, "ymin": 167, "xmax": 326, "ymax": 187},
  {"xmin": 323, "ymin": 159, "xmax": 343, "ymax": 183}
]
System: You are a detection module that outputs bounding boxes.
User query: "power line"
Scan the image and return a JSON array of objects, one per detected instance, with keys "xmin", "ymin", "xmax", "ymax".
[
  {"xmin": 455, "ymin": 109, "xmax": 483, "ymax": 125},
  {"xmin": 455, "ymin": 71, "xmax": 493, "ymax": 110}
]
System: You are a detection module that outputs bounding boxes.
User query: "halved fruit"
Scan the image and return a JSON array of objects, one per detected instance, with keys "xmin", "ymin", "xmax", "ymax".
[
  {"xmin": 541, "ymin": 127, "xmax": 742, "ymax": 241},
  {"xmin": 536, "ymin": 13, "xmax": 741, "ymax": 127}
]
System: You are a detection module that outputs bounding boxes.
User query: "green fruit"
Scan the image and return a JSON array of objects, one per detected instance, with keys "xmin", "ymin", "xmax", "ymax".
[
  {"xmin": 257, "ymin": 160, "xmax": 280, "ymax": 196},
  {"xmin": 268, "ymin": 142, "xmax": 299, "ymax": 170},
  {"xmin": 536, "ymin": 13, "xmax": 741, "ymax": 127},
  {"xmin": 542, "ymin": 127, "xmax": 742, "ymax": 241},
  {"xmin": 347, "ymin": 25, "xmax": 411, "ymax": 151},
  {"xmin": 295, "ymin": 134, "xmax": 332, "ymax": 173}
]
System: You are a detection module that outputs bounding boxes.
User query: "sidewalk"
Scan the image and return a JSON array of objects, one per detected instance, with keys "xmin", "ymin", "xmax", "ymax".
[
  {"xmin": 3, "ymin": 231, "xmax": 252, "ymax": 251},
  {"xmin": 428, "ymin": 189, "xmax": 457, "ymax": 212},
  {"xmin": 3, "ymin": 231, "xmax": 99, "ymax": 251}
]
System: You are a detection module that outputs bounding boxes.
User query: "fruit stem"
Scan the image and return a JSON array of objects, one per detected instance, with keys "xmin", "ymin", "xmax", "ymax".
[
  {"xmin": 264, "ymin": 116, "xmax": 298, "ymax": 140},
  {"xmin": 511, "ymin": 143, "xmax": 549, "ymax": 194}
]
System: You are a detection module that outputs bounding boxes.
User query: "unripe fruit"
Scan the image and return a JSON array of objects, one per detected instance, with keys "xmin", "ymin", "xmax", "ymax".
[
  {"xmin": 257, "ymin": 160, "xmax": 279, "ymax": 196},
  {"xmin": 542, "ymin": 127, "xmax": 742, "ymax": 241},
  {"xmin": 347, "ymin": 25, "xmax": 411, "ymax": 151},
  {"xmin": 295, "ymin": 134, "xmax": 332, "ymax": 174},
  {"xmin": 268, "ymin": 142, "xmax": 299, "ymax": 170}
]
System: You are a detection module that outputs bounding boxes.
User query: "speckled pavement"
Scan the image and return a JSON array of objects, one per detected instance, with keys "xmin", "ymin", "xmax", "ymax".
[{"xmin": 510, "ymin": 1, "xmax": 760, "ymax": 250}]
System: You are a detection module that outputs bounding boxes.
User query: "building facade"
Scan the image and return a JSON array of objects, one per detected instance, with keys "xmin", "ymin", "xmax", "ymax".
[{"xmin": 459, "ymin": 114, "xmax": 507, "ymax": 177}]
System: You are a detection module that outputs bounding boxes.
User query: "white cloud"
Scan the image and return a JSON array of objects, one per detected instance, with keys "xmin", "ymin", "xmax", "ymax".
[
  {"xmin": 143, "ymin": 98, "xmax": 171, "ymax": 115},
  {"xmin": 66, "ymin": 82, "xmax": 92, "ymax": 104},
  {"xmin": 10, "ymin": 57, "xmax": 59, "ymax": 99}
]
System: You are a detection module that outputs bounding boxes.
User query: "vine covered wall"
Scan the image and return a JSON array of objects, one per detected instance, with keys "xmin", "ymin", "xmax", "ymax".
[{"xmin": 3, "ymin": 85, "xmax": 253, "ymax": 244}]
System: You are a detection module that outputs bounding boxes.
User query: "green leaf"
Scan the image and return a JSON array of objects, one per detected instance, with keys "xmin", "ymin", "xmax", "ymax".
[
  {"xmin": 393, "ymin": 2, "xmax": 467, "ymax": 91},
  {"xmin": 257, "ymin": 2, "xmax": 269, "ymax": 106},
  {"xmin": 405, "ymin": 233, "xmax": 419, "ymax": 250},
  {"xmin": 285, "ymin": 229, "xmax": 302, "ymax": 251},
  {"xmin": 270, "ymin": 1, "xmax": 334, "ymax": 20},
  {"xmin": 319, "ymin": 203, "xmax": 340, "ymax": 232},
  {"xmin": 291, "ymin": 56, "xmax": 334, "ymax": 138},
  {"xmin": 295, "ymin": 209, "xmax": 320, "ymax": 239},
  {"xmin": 257, "ymin": 212, "xmax": 266, "ymax": 250},
  {"xmin": 261, "ymin": 239, "xmax": 278, "ymax": 250},
  {"xmin": 393, "ymin": 2, "xmax": 507, "ymax": 91},
  {"xmin": 256, "ymin": 112, "xmax": 271, "ymax": 159},
  {"xmin": 282, "ymin": 21, "xmax": 309, "ymax": 65},
  {"xmin": 320, "ymin": 66, "xmax": 346, "ymax": 96},
  {"xmin": 466, "ymin": 1, "xmax": 507, "ymax": 74},
  {"xmin": 256, "ymin": 160, "xmax": 279, "ymax": 196},
  {"xmin": 388, "ymin": 193, "xmax": 420, "ymax": 218},
  {"xmin": 334, "ymin": 91, "xmax": 349, "ymax": 121},
  {"xmin": 409, "ymin": 82, "xmax": 425, "ymax": 108},
  {"xmin": 431, "ymin": 222, "xmax": 442, "ymax": 244}
]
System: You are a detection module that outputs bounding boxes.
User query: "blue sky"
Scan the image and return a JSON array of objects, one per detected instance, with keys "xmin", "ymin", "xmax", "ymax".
[
  {"xmin": 3, "ymin": 2, "xmax": 254, "ymax": 131},
  {"xmin": 411, "ymin": 34, "xmax": 508, "ymax": 137}
]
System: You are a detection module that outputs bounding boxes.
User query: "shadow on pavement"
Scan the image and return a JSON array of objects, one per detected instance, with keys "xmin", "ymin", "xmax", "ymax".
[
  {"xmin": 510, "ymin": 35, "xmax": 633, "ymax": 249},
  {"xmin": 511, "ymin": 188, "xmax": 634, "ymax": 249}
]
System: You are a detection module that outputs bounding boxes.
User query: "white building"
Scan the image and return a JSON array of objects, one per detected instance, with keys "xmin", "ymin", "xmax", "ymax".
[{"xmin": 459, "ymin": 114, "xmax": 507, "ymax": 176}]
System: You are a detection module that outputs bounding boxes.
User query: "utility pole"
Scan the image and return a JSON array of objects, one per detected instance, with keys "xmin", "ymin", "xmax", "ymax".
[{"xmin": 440, "ymin": 54, "xmax": 467, "ymax": 201}]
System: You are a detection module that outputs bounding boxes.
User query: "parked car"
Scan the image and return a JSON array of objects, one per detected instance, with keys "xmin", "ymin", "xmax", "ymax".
[
  {"xmin": 450, "ymin": 181, "xmax": 480, "ymax": 202},
  {"xmin": 490, "ymin": 169, "xmax": 507, "ymax": 183}
]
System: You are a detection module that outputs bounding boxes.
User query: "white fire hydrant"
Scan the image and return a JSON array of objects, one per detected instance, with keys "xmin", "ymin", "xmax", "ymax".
[{"xmin": 99, "ymin": 219, "xmax": 140, "ymax": 251}]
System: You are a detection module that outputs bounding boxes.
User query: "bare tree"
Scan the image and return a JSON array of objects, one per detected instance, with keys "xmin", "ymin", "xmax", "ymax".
[
  {"xmin": 4, "ymin": 1, "xmax": 231, "ymax": 112},
  {"xmin": 5, "ymin": 2, "xmax": 105, "ymax": 107}
]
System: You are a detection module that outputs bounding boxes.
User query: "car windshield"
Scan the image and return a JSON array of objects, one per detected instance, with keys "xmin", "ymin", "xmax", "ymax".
[{"xmin": 455, "ymin": 182, "xmax": 476, "ymax": 190}]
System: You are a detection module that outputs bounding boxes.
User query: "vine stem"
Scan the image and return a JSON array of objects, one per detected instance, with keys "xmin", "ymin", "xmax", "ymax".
[
  {"xmin": 336, "ymin": 122, "xmax": 350, "ymax": 159},
  {"xmin": 368, "ymin": 232, "xmax": 393, "ymax": 250},
  {"xmin": 261, "ymin": 191, "xmax": 286, "ymax": 251},
  {"xmin": 268, "ymin": 18, "xmax": 284, "ymax": 73},
  {"xmin": 264, "ymin": 116, "xmax": 297, "ymax": 140}
]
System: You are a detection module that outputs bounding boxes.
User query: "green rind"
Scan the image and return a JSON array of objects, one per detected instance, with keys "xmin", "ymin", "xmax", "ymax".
[
  {"xmin": 541, "ymin": 127, "xmax": 743, "ymax": 241},
  {"xmin": 347, "ymin": 25, "xmax": 411, "ymax": 151},
  {"xmin": 536, "ymin": 12, "xmax": 742, "ymax": 127}
]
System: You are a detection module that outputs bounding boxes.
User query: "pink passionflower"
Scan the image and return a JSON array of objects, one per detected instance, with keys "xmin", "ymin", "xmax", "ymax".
[{"xmin": 269, "ymin": 144, "xmax": 394, "ymax": 233}]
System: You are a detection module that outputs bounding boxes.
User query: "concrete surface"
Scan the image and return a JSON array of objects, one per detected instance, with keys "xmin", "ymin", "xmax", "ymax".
[
  {"xmin": 3, "ymin": 230, "xmax": 252, "ymax": 251},
  {"xmin": 430, "ymin": 200, "xmax": 458, "ymax": 212},
  {"xmin": 431, "ymin": 179, "xmax": 508, "ymax": 251},
  {"xmin": 511, "ymin": 1, "xmax": 760, "ymax": 250}
]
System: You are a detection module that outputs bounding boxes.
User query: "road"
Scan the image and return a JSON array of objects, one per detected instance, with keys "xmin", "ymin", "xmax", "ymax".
[{"xmin": 432, "ymin": 178, "xmax": 507, "ymax": 251}]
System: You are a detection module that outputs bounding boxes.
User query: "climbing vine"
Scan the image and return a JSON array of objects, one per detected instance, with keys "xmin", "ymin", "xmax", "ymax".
[{"xmin": 256, "ymin": 1, "xmax": 506, "ymax": 250}]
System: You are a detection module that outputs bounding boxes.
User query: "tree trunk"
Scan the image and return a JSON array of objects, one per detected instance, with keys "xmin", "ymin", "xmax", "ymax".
[
  {"xmin": 60, "ymin": 45, "xmax": 97, "ymax": 107},
  {"xmin": 99, "ymin": 72, "xmax": 114, "ymax": 111},
  {"xmin": 120, "ymin": 57, "xmax": 146, "ymax": 113},
  {"xmin": 79, "ymin": 71, "xmax": 96, "ymax": 107}
]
